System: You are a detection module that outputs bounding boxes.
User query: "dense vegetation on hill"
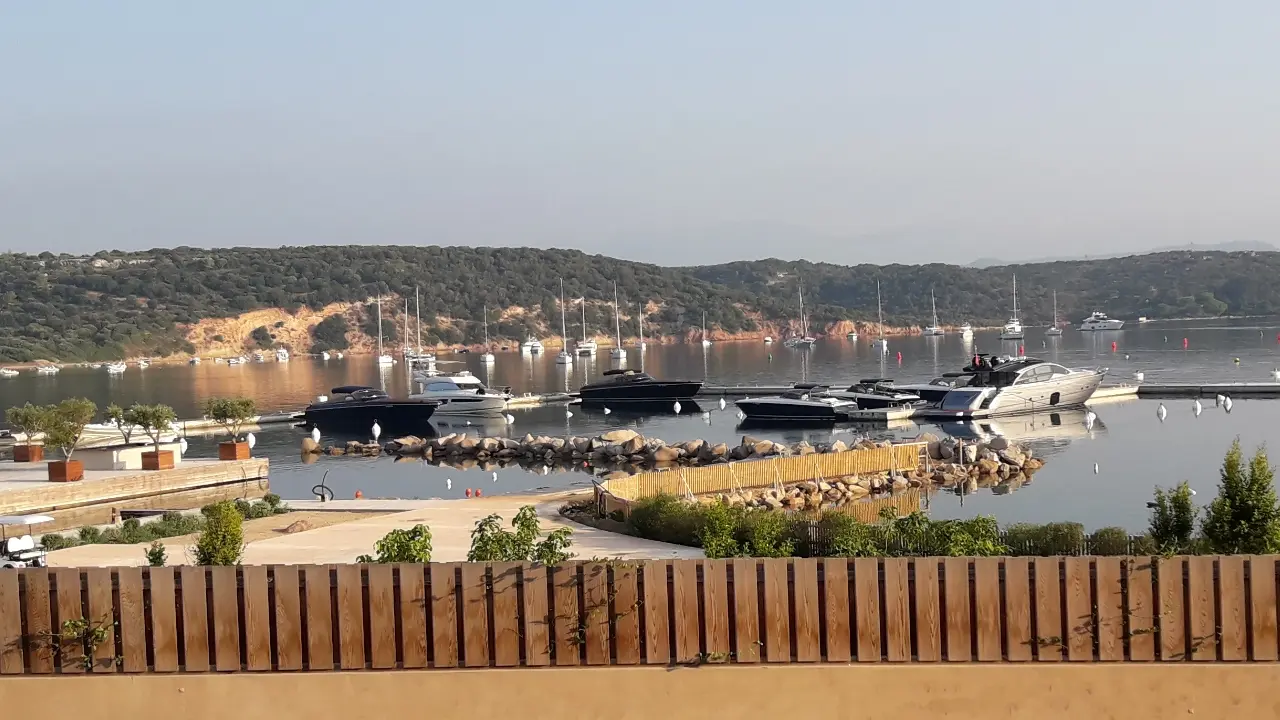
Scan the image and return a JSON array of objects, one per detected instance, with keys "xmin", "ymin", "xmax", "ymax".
[{"xmin": 0, "ymin": 246, "xmax": 1275, "ymax": 361}]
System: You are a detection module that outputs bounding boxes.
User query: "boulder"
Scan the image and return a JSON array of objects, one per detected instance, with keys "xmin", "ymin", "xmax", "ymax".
[
  {"xmin": 479, "ymin": 436, "xmax": 501, "ymax": 453},
  {"xmin": 621, "ymin": 435, "xmax": 646, "ymax": 455},
  {"xmin": 998, "ymin": 448, "xmax": 1026, "ymax": 468},
  {"xmin": 741, "ymin": 435, "xmax": 762, "ymax": 448},
  {"xmin": 600, "ymin": 429, "xmax": 641, "ymax": 444},
  {"xmin": 729, "ymin": 445, "xmax": 751, "ymax": 461},
  {"xmin": 301, "ymin": 437, "xmax": 320, "ymax": 454},
  {"xmin": 824, "ymin": 489, "xmax": 843, "ymax": 502},
  {"xmin": 976, "ymin": 458, "xmax": 1001, "ymax": 475},
  {"xmin": 281, "ymin": 519, "xmax": 314, "ymax": 534},
  {"xmin": 918, "ymin": 432, "xmax": 941, "ymax": 444},
  {"xmin": 829, "ymin": 440, "xmax": 849, "ymax": 453},
  {"xmin": 652, "ymin": 446, "xmax": 681, "ymax": 463},
  {"xmin": 750, "ymin": 440, "xmax": 776, "ymax": 456},
  {"xmin": 986, "ymin": 436, "xmax": 1010, "ymax": 451},
  {"xmin": 938, "ymin": 443, "xmax": 954, "ymax": 460},
  {"xmin": 326, "ymin": 446, "xmax": 345, "ymax": 456},
  {"xmin": 1022, "ymin": 457, "xmax": 1044, "ymax": 473},
  {"xmin": 798, "ymin": 481, "xmax": 819, "ymax": 493},
  {"xmin": 681, "ymin": 438, "xmax": 706, "ymax": 455},
  {"xmin": 763, "ymin": 495, "xmax": 783, "ymax": 509},
  {"xmin": 846, "ymin": 484, "xmax": 870, "ymax": 498},
  {"xmin": 710, "ymin": 442, "xmax": 729, "ymax": 458},
  {"xmin": 926, "ymin": 441, "xmax": 943, "ymax": 461},
  {"xmin": 458, "ymin": 436, "xmax": 479, "ymax": 451},
  {"xmin": 892, "ymin": 477, "xmax": 909, "ymax": 491},
  {"xmin": 795, "ymin": 441, "xmax": 816, "ymax": 456},
  {"xmin": 959, "ymin": 444, "xmax": 979, "ymax": 464}
]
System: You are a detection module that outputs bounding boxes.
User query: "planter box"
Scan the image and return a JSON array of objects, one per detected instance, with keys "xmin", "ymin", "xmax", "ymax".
[
  {"xmin": 78, "ymin": 442, "xmax": 185, "ymax": 471},
  {"xmin": 142, "ymin": 450, "xmax": 175, "ymax": 471},
  {"xmin": 13, "ymin": 444, "xmax": 43, "ymax": 463},
  {"xmin": 219, "ymin": 441, "xmax": 250, "ymax": 461},
  {"xmin": 48, "ymin": 460, "xmax": 84, "ymax": 482}
]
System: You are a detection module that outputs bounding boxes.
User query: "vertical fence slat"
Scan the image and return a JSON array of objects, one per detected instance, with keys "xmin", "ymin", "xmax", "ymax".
[
  {"xmin": 1004, "ymin": 558, "xmax": 1032, "ymax": 662},
  {"xmin": 883, "ymin": 558, "xmax": 911, "ymax": 662},
  {"xmin": 1063, "ymin": 557, "xmax": 1093, "ymax": 661},
  {"xmin": 702, "ymin": 560, "xmax": 730, "ymax": 658},
  {"xmin": 271, "ymin": 566, "xmax": 303, "ymax": 671},
  {"xmin": 941, "ymin": 558, "xmax": 967, "ymax": 662},
  {"xmin": 1158, "ymin": 557, "xmax": 1186, "ymax": 661},
  {"xmin": 241, "ymin": 565, "xmax": 271, "ymax": 671},
  {"xmin": 54, "ymin": 568, "xmax": 84, "ymax": 673},
  {"xmin": 822, "ymin": 559, "xmax": 851, "ymax": 662},
  {"xmin": 116, "ymin": 567, "xmax": 146, "ymax": 672},
  {"xmin": 490, "ymin": 562, "xmax": 522, "ymax": 668},
  {"xmin": 582, "ymin": 563, "xmax": 611, "ymax": 666},
  {"xmin": 1218, "ymin": 555, "xmax": 1246, "ymax": 661},
  {"xmin": 731, "ymin": 559, "xmax": 759, "ymax": 663},
  {"xmin": 397, "ymin": 565, "xmax": 428, "ymax": 669},
  {"xmin": 335, "ymin": 564, "xmax": 365, "ymax": 670},
  {"xmin": 1095, "ymin": 558, "xmax": 1124, "ymax": 662},
  {"xmin": 973, "ymin": 558, "xmax": 1001, "ymax": 662},
  {"xmin": 86, "ymin": 567, "xmax": 117, "ymax": 672},
  {"xmin": 1248, "ymin": 556, "xmax": 1277, "ymax": 661},
  {"xmin": 430, "ymin": 563, "xmax": 459, "ymax": 668},
  {"xmin": 793, "ymin": 558, "xmax": 821, "ymax": 663},
  {"xmin": 854, "ymin": 558, "xmax": 882, "ymax": 662},
  {"xmin": 1127, "ymin": 558, "xmax": 1156, "ymax": 661},
  {"xmin": 673, "ymin": 559, "xmax": 701, "ymax": 663},
  {"xmin": 0, "ymin": 571, "xmax": 22, "ymax": 674},
  {"xmin": 552, "ymin": 564, "xmax": 580, "ymax": 666},
  {"xmin": 912, "ymin": 558, "xmax": 940, "ymax": 662},
  {"xmin": 148, "ymin": 569, "xmax": 179, "ymax": 673},
  {"xmin": 1187, "ymin": 556, "xmax": 1216, "ymax": 662},
  {"xmin": 762, "ymin": 558, "xmax": 791, "ymax": 662},
  {"xmin": 179, "ymin": 567, "xmax": 209, "ymax": 672},
  {"xmin": 23, "ymin": 569, "xmax": 53, "ymax": 674},
  {"xmin": 520, "ymin": 563, "xmax": 550, "ymax": 667},
  {"xmin": 365, "ymin": 564, "xmax": 396, "ymax": 669},
  {"xmin": 460, "ymin": 563, "xmax": 490, "ymax": 668},
  {"xmin": 641, "ymin": 561, "xmax": 671, "ymax": 665},
  {"xmin": 210, "ymin": 566, "xmax": 240, "ymax": 671},
  {"xmin": 302, "ymin": 565, "xmax": 334, "ymax": 671},
  {"xmin": 612, "ymin": 564, "xmax": 641, "ymax": 665},
  {"xmin": 1033, "ymin": 558, "xmax": 1063, "ymax": 662}
]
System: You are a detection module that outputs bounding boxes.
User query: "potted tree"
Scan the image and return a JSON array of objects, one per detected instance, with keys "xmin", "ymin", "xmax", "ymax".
[
  {"xmin": 203, "ymin": 397, "xmax": 257, "ymax": 460},
  {"xmin": 104, "ymin": 403, "xmax": 137, "ymax": 446},
  {"xmin": 126, "ymin": 404, "xmax": 179, "ymax": 470},
  {"xmin": 4, "ymin": 403, "xmax": 51, "ymax": 462},
  {"xmin": 43, "ymin": 398, "xmax": 97, "ymax": 482}
]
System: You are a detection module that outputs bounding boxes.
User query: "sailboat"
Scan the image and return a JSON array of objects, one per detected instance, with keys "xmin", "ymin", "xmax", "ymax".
[
  {"xmin": 1045, "ymin": 290, "xmax": 1064, "ymax": 336},
  {"xmin": 701, "ymin": 312, "xmax": 712, "ymax": 347},
  {"xmin": 375, "ymin": 296, "xmax": 395, "ymax": 366},
  {"xmin": 784, "ymin": 282, "xmax": 817, "ymax": 348},
  {"xmin": 556, "ymin": 280, "xmax": 573, "ymax": 365},
  {"xmin": 637, "ymin": 301, "xmax": 647, "ymax": 351},
  {"xmin": 576, "ymin": 296, "xmax": 597, "ymax": 356},
  {"xmin": 610, "ymin": 283, "xmax": 626, "ymax": 360},
  {"xmin": 1000, "ymin": 275, "xmax": 1025, "ymax": 340},
  {"xmin": 922, "ymin": 289, "xmax": 944, "ymax": 336},
  {"xmin": 873, "ymin": 281, "xmax": 889, "ymax": 354},
  {"xmin": 481, "ymin": 306, "xmax": 496, "ymax": 363}
]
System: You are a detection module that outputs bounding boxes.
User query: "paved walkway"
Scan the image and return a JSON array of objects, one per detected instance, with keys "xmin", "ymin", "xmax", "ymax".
[{"xmin": 46, "ymin": 492, "xmax": 702, "ymax": 567}]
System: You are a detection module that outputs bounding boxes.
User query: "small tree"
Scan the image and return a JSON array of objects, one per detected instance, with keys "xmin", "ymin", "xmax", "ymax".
[
  {"xmin": 104, "ymin": 403, "xmax": 136, "ymax": 445},
  {"xmin": 5, "ymin": 403, "xmax": 52, "ymax": 441},
  {"xmin": 193, "ymin": 501, "xmax": 244, "ymax": 565},
  {"xmin": 43, "ymin": 399, "xmax": 98, "ymax": 461},
  {"xmin": 202, "ymin": 397, "xmax": 257, "ymax": 441},
  {"xmin": 356, "ymin": 525, "xmax": 432, "ymax": 563},
  {"xmin": 1147, "ymin": 481, "xmax": 1199, "ymax": 554},
  {"xmin": 467, "ymin": 506, "xmax": 574, "ymax": 564},
  {"xmin": 145, "ymin": 541, "xmax": 168, "ymax": 567},
  {"xmin": 124, "ymin": 404, "xmax": 178, "ymax": 453},
  {"xmin": 1202, "ymin": 440, "xmax": 1280, "ymax": 555}
]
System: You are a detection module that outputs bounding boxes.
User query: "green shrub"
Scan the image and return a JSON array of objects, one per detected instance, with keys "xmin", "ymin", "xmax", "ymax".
[
  {"xmin": 43, "ymin": 398, "xmax": 98, "ymax": 460},
  {"xmin": 927, "ymin": 516, "xmax": 1007, "ymax": 557},
  {"xmin": 202, "ymin": 397, "xmax": 257, "ymax": 441},
  {"xmin": 193, "ymin": 501, "xmax": 244, "ymax": 565},
  {"xmin": 122, "ymin": 403, "xmax": 178, "ymax": 453},
  {"xmin": 145, "ymin": 541, "xmax": 167, "ymax": 567},
  {"xmin": 738, "ymin": 510, "xmax": 796, "ymax": 558},
  {"xmin": 1003, "ymin": 522, "xmax": 1086, "ymax": 556},
  {"xmin": 1089, "ymin": 527, "xmax": 1133, "ymax": 556},
  {"xmin": 149, "ymin": 511, "xmax": 203, "ymax": 537},
  {"xmin": 466, "ymin": 506, "xmax": 574, "ymax": 564},
  {"xmin": 4, "ymin": 403, "xmax": 52, "ymax": 438},
  {"xmin": 77, "ymin": 526, "xmax": 103, "ymax": 544},
  {"xmin": 695, "ymin": 501, "xmax": 741, "ymax": 559},
  {"xmin": 120, "ymin": 518, "xmax": 152, "ymax": 544},
  {"xmin": 816, "ymin": 512, "xmax": 877, "ymax": 557},
  {"xmin": 39, "ymin": 533, "xmax": 79, "ymax": 551},
  {"xmin": 627, "ymin": 494, "xmax": 700, "ymax": 547},
  {"xmin": 357, "ymin": 524, "xmax": 432, "ymax": 564},
  {"xmin": 1149, "ymin": 481, "xmax": 1199, "ymax": 554},
  {"xmin": 1202, "ymin": 440, "xmax": 1280, "ymax": 555}
]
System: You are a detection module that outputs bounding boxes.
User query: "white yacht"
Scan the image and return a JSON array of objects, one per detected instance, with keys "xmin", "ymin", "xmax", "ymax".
[
  {"xmin": 1079, "ymin": 311, "xmax": 1124, "ymax": 331},
  {"xmin": 959, "ymin": 323, "xmax": 974, "ymax": 336},
  {"xmin": 922, "ymin": 289, "xmax": 944, "ymax": 336},
  {"xmin": 609, "ymin": 283, "xmax": 626, "ymax": 360},
  {"xmin": 275, "ymin": 348, "xmax": 290, "ymax": 362},
  {"xmin": 253, "ymin": 352, "xmax": 266, "ymax": 363},
  {"xmin": 410, "ymin": 378, "xmax": 509, "ymax": 416},
  {"xmin": 188, "ymin": 356, "xmax": 201, "ymax": 365},
  {"xmin": 374, "ymin": 294, "xmax": 395, "ymax": 366},
  {"xmin": 520, "ymin": 337, "xmax": 544, "ymax": 354},
  {"xmin": 872, "ymin": 281, "xmax": 889, "ymax": 354},
  {"xmin": 764, "ymin": 336, "xmax": 773, "ymax": 344},
  {"xmin": 556, "ymin": 279, "xmax": 573, "ymax": 365},
  {"xmin": 35, "ymin": 366, "xmax": 60, "ymax": 375},
  {"xmin": 1046, "ymin": 290, "xmax": 1064, "ymax": 336},
  {"xmin": 999, "ymin": 275, "xmax": 1024, "ymax": 340},
  {"xmin": 576, "ymin": 296, "xmax": 597, "ymax": 356},
  {"xmin": 0, "ymin": 368, "xmax": 19, "ymax": 378},
  {"xmin": 137, "ymin": 358, "xmax": 150, "ymax": 368},
  {"xmin": 321, "ymin": 351, "xmax": 331, "ymax": 361},
  {"xmin": 932, "ymin": 354, "xmax": 1107, "ymax": 419},
  {"xmin": 106, "ymin": 362, "xmax": 127, "ymax": 374}
]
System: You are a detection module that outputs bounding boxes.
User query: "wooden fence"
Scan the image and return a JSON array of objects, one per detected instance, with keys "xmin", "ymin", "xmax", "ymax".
[{"xmin": 2, "ymin": 555, "xmax": 1277, "ymax": 674}]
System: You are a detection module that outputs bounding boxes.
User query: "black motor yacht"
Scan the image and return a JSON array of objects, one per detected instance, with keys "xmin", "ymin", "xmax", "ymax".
[
  {"xmin": 301, "ymin": 386, "xmax": 440, "ymax": 435},
  {"xmin": 735, "ymin": 385, "xmax": 863, "ymax": 423},
  {"xmin": 828, "ymin": 378, "xmax": 923, "ymax": 409},
  {"xmin": 577, "ymin": 369, "xmax": 703, "ymax": 405}
]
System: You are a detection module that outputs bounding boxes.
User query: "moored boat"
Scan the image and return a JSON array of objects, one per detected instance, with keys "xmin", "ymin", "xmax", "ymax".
[{"xmin": 577, "ymin": 369, "xmax": 702, "ymax": 405}]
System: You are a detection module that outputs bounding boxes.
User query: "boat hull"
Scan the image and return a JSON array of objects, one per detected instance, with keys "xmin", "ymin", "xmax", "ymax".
[
  {"xmin": 577, "ymin": 380, "xmax": 703, "ymax": 404},
  {"xmin": 735, "ymin": 398, "xmax": 855, "ymax": 423},
  {"xmin": 931, "ymin": 370, "xmax": 1105, "ymax": 419},
  {"xmin": 302, "ymin": 400, "xmax": 439, "ymax": 435}
]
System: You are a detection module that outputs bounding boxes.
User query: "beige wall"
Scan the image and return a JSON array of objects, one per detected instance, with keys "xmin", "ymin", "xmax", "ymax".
[{"xmin": 2, "ymin": 664, "xmax": 1276, "ymax": 719}]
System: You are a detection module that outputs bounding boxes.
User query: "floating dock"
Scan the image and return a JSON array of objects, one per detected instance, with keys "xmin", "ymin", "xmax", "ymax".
[{"xmin": 1135, "ymin": 383, "xmax": 1280, "ymax": 398}]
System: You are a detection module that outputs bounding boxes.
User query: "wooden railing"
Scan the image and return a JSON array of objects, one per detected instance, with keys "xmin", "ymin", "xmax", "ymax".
[{"xmin": 2, "ymin": 555, "xmax": 1277, "ymax": 674}]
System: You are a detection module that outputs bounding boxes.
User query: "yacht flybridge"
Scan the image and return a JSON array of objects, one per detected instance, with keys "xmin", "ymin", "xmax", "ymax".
[
  {"xmin": 1079, "ymin": 312, "xmax": 1124, "ymax": 331},
  {"xmin": 999, "ymin": 275, "xmax": 1024, "ymax": 340}
]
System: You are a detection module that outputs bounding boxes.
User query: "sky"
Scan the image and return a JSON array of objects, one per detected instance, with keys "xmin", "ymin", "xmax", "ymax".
[{"xmin": 2, "ymin": 2, "xmax": 1279, "ymax": 265}]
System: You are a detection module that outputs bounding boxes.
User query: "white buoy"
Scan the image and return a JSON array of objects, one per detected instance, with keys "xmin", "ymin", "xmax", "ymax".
[
  {"xmin": 179, "ymin": 437, "xmax": 188, "ymax": 454},
  {"xmin": 446, "ymin": 478, "xmax": 452, "ymax": 490},
  {"xmin": 1192, "ymin": 399, "xmax": 1202, "ymax": 417},
  {"xmin": 1124, "ymin": 354, "xmax": 1130, "ymax": 360},
  {"xmin": 492, "ymin": 471, "xmax": 498, "ymax": 483},
  {"xmin": 736, "ymin": 410, "xmax": 746, "ymax": 421},
  {"xmin": 701, "ymin": 411, "xmax": 711, "ymax": 422},
  {"xmin": 1093, "ymin": 462, "xmax": 1099, "ymax": 474},
  {"xmin": 246, "ymin": 432, "xmax": 256, "ymax": 450},
  {"xmin": 465, "ymin": 420, "xmax": 471, "ymax": 426},
  {"xmin": 1134, "ymin": 371, "xmax": 1144, "ymax": 383},
  {"xmin": 719, "ymin": 398, "xmax": 726, "ymax": 411},
  {"xmin": 673, "ymin": 401, "xmax": 682, "ymax": 414},
  {"xmin": 371, "ymin": 421, "xmax": 381, "ymax": 442},
  {"xmin": 603, "ymin": 407, "xmax": 612, "ymax": 415},
  {"xmin": 504, "ymin": 414, "xmax": 515, "ymax": 424},
  {"xmin": 1273, "ymin": 368, "xmax": 1280, "ymax": 380},
  {"xmin": 1157, "ymin": 403, "xmax": 1167, "ymax": 421},
  {"xmin": 1084, "ymin": 411, "xmax": 1096, "ymax": 430},
  {"xmin": 565, "ymin": 410, "xmax": 574, "ymax": 419},
  {"xmin": 1190, "ymin": 488, "xmax": 1197, "ymax": 496},
  {"xmin": 542, "ymin": 465, "xmax": 549, "ymax": 476},
  {"xmin": 1224, "ymin": 396, "xmax": 1234, "ymax": 413},
  {"xmin": 1215, "ymin": 394, "xmax": 1225, "ymax": 406},
  {"xmin": 311, "ymin": 427, "xmax": 321, "ymax": 444}
]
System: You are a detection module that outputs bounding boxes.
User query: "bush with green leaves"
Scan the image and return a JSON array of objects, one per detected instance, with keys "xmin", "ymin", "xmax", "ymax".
[
  {"xmin": 39, "ymin": 533, "xmax": 79, "ymax": 551},
  {"xmin": 145, "ymin": 541, "xmax": 167, "ymax": 567},
  {"xmin": 1088, "ymin": 527, "xmax": 1133, "ymax": 556},
  {"xmin": 123, "ymin": 403, "xmax": 178, "ymax": 453},
  {"xmin": 466, "ymin": 506, "xmax": 574, "ymax": 565},
  {"xmin": 193, "ymin": 501, "xmax": 244, "ymax": 566},
  {"xmin": 202, "ymin": 397, "xmax": 257, "ymax": 441},
  {"xmin": 695, "ymin": 501, "xmax": 742, "ymax": 559},
  {"xmin": 1147, "ymin": 481, "xmax": 1199, "ymax": 554},
  {"xmin": 42, "ymin": 398, "xmax": 98, "ymax": 460},
  {"xmin": 1003, "ymin": 522, "xmax": 1086, "ymax": 557},
  {"xmin": 4, "ymin": 403, "xmax": 52, "ymax": 439},
  {"xmin": 357, "ymin": 524, "xmax": 433, "ymax": 564},
  {"xmin": 815, "ymin": 512, "xmax": 878, "ymax": 557},
  {"xmin": 1202, "ymin": 440, "xmax": 1280, "ymax": 555},
  {"xmin": 103, "ymin": 403, "xmax": 136, "ymax": 445}
]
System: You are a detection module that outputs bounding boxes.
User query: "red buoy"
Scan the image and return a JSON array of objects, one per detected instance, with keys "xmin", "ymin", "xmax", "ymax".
[
  {"xmin": 465, "ymin": 488, "xmax": 472, "ymax": 498},
  {"xmin": 475, "ymin": 489, "xmax": 482, "ymax": 497},
  {"xmin": 1111, "ymin": 341, "xmax": 1117, "ymax": 352},
  {"xmin": 1183, "ymin": 337, "xmax": 1189, "ymax": 348},
  {"xmin": 354, "ymin": 490, "xmax": 363, "ymax": 499},
  {"xmin": 1019, "ymin": 344, "xmax": 1025, "ymax": 356},
  {"xmin": 896, "ymin": 351, "xmax": 902, "ymax": 362}
]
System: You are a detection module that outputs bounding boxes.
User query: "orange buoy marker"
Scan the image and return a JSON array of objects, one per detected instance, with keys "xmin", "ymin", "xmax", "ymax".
[
  {"xmin": 465, "ymin": 488, "xmax": 472, "ymax": 497},
  {"xmin": 354, "ymin": 490, "xmax": 363, "ymax": 499}
]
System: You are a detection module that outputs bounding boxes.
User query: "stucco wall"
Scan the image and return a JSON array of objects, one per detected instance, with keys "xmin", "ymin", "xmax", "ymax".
[{"xmin": 2, "ymin": 665, "xmax": 1276, "ymax": 719}]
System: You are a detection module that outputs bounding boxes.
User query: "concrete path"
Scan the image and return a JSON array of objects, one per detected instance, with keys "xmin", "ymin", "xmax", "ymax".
[{"xmin": 47, "ymin": 492, "xmax": 702, "ymax": 567}]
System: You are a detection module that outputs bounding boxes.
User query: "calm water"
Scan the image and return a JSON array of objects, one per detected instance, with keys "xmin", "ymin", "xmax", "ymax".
[{"xmin": 5, "ymin": 317, "xmax": 1280, "ymax": 531}]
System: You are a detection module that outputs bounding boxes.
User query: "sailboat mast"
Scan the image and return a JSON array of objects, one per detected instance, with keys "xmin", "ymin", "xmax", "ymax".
[
  {"xmin": 1053, "ymin": 290, "xmax": 1058, "ymax": 327},
  {"xmin": 1012, "ymin": 275, "xmax": 1019, "ymax": 319},
  {"xmin": 931, "ymin": 289, "xmax": 938, "ymax": 326},
  {"xmin": 414, "ymin": 286, "xmax": 422, "ymax": 354},
  {"xmin": 483, "ymin": 305, "xmax": 490, "ymax": 347},
  {"xmin": 614, "ymin": 282, "xmax": 622, "ymax": 346},
  {"xmin": 798, "ymin": 283, "xmax": 806, "ymax": 337},
  {"xmin": 638, "ymin": 302, "xmax": 644, "ymax": 345},
  {"xmin": 403, "ymin": 299, "xmax": 409, "ymax": 353},
  {"xmin": 581, "ymin": 297, "xmax": 588, "ymax": 342},
  {"xmin": 559, "ymin": 279, "xmax": 567, "ymax": 346},
  {"xmin": 376, "ymin": 295, "xmax": 384, "ymax": 357},
  {"xmin": 877, "ymin": 281, "xmax": 884, "ymax": 339}
]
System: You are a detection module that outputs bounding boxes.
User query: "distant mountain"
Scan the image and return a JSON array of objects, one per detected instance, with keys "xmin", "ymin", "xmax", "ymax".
[{"xmin": 968, "ymin": 241, "xmax": 1279, "ymax": 268}]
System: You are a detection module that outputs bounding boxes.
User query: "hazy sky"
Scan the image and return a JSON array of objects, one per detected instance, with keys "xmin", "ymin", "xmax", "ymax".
[{"xmin": 3, "ymin": 2, "xmax": 1279, "ymax": 265}]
